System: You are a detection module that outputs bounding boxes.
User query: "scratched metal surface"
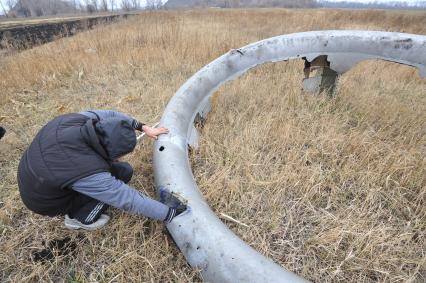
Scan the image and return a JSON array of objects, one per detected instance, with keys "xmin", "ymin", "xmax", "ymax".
[{"xmin": 153, "ymin": 31, "xmax": 426, "ymax": 283}]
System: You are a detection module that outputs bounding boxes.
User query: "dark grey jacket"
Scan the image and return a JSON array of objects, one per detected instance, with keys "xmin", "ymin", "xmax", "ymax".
[{"xmin": 17, "ymin": 113, "xmax": 111, "ymax": 216}]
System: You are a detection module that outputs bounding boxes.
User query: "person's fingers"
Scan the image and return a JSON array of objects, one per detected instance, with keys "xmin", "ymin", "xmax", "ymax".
[
  {"xmin": 156, "ymin": 128, "xmax": 168, "ymax": 134},
  {"xmin": 147, "ymin": 133, "xmax": 158, "ymax": 140}
]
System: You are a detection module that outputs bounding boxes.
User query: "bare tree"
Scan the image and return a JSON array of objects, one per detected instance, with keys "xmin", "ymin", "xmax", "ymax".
[
  {"xmin": 0, "ymin": 0, "xmax": 9, "ymax": 17},
  {"xmin": 131, "ymin": 0, "xmax": 139, "ymax": 10},
  {"xmin": 6, "ymin": 0, "xmax": 16, "ymax": 11},
  {"xmin": 109, "ymin": 0, "xmax": 115, "ymax": 11},
  {"xmin": 9, "ymin": 0, "xmax": 32, "ymax": 17},
  {"xmin": 121, "ymin": 0, "xmax": 131, "ymax": 11},
  {"xmin": 100, "ymin": 0, "xmax": 108, "ymax": 11},
  {"xmin": 83, "ymin": 0, "xmax": 90, "ymax": 11},
  {"xmin": 34, "ymin": 6, "xmax": 44, "ymax": 16},
  {"xmin": 231, "ymin": 0, "xmax": 240, "ymax": 7},
  {"xmin": 79, "ymin": 0, "xmax": 86, "ymax": 11},
  {"xmin": 90, "ymin": 0, "xmax": 98, "ymax": 11},
  {"xmin": 73, "ymin": 0, "xmax": 78, "ymax": 13},
  {"xmin": 86, "ymin": 4, "xmax": 95, "ymax": 13},
  {"xmin": 147, "ymin": 0, "xmax": 162, "ymax": 10},
  {"xmin": 146, "ymin": 0, "xmax": 155, "ymax": 10},
  {"xmin": 84, "ymin": 0, "xmax": 96, "ymax": 13}
]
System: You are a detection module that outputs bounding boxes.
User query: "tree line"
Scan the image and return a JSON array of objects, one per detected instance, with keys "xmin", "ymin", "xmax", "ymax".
[{"xmin": 0, "ymin": 0, "xmax": 162, "ymax": 18}]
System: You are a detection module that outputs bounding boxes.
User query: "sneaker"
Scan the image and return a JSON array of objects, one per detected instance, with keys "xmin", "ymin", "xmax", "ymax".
[{"xmin": 64, "ymin": 214, "xmax": 110, "ymax": 230}]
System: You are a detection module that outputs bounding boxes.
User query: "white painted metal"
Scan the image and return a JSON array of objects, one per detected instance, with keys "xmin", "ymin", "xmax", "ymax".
[{"xmin": 153, "ymin": 31, "xmax": 426, "ymax": 283}]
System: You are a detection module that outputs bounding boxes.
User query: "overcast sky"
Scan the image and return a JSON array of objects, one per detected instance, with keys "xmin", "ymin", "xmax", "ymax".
[
  {"xmin": 0, "ymin": 0, "xmax": 423, "ymax": 15},
  {"xmin": 324, "ymin": 0, "xmax": 420, "ymax": 3}
]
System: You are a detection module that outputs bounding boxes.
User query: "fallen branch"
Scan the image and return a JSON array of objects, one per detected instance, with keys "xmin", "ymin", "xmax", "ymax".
[{"xmin": 219, "ymin": 213, "xmax": 249, "ymax": 228}]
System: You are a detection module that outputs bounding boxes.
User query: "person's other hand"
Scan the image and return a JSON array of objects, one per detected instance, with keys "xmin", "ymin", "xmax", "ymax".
[
  {"xmin": 159, "ymin": 187, "xmax": 189, "ymax": 223},
  {"xmin": 159, "ymin": 187, "xmax": 187, "ymax": 209},
  {"xmin": 142, "ymin": 125, "xmax": 169, "ymax": 140}
]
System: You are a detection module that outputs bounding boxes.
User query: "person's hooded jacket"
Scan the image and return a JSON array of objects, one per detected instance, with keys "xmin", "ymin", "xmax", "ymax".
[{"xmin": 17, "ymin": 112, "xmax": 136, "ymax": 216}]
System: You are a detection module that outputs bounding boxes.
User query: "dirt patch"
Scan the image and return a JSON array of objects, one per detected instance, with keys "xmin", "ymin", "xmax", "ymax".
[{"xmin": 32, "ymin": 236, "xmax": 80, "ymax": 262}]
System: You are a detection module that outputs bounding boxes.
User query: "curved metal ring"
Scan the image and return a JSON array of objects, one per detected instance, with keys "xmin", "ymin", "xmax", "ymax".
[{"xmin": 153, "ymin": 30, "xmax": 426, "ymax": 283}]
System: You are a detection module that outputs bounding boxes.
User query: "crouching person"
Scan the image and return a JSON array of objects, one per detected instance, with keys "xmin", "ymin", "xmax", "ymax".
[{"xmin": 17, "ymin": 110, "xmax": 186, "ymax": 230}]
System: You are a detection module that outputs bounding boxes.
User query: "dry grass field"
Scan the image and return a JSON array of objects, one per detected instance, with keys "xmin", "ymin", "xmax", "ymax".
[{"xmin": 0, "ymin": 8, "xmax": 425, "ymax": 282}]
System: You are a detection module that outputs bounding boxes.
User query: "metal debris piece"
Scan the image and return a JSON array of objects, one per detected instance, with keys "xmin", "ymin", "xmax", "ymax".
[
  {"xmin": 153, "ymin": 31, "xmax": 426, "ymax": 283},
  {"xmin": 303, "ymin": 55, "xmax": 339, "ymax": 96}
]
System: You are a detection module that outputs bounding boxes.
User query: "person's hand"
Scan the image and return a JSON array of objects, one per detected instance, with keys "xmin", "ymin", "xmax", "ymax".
[
  {"xmin": 142, "ymin": 125, "xmax": 169, "ymax": 140},
  {"xmin": 159, "ymin": 187, "xmax": 189, "ymax": 223},
  {"xmin": 159, "ymin": 187, "xmax": 187, "ymax": 209}
]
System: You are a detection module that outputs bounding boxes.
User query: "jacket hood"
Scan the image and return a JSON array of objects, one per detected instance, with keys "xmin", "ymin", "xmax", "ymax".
[
  {"xmin": 93, "ymin": 118, "xmax": 136, "ymax": 160},
  {"xmin": 81, "ymin": 119, "xmax": 109, "ymax": 160}
]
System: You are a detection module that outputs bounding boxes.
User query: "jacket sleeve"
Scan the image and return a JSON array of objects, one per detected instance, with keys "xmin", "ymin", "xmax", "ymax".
[
  {"xmin": 79, "ymin": 110, "xmax": 145, "ymax": 131},
  {"xmin": 71, "ymin": 172, "xmax": 169, "ymax": 221}
]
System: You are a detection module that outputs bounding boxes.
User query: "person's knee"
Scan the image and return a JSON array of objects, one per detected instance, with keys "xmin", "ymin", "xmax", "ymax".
[
  {"xmin": 121, "ymin": 162, "xmax": 133, "ymax": 183},
  {"xmin": 111, "ymin": 162, "xmax": 133, "ymax": 183}
]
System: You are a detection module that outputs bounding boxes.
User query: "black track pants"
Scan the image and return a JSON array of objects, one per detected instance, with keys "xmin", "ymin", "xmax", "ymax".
[{"xmin": 68, "ymin": 162, "xmax": 133, "ymax": 224}]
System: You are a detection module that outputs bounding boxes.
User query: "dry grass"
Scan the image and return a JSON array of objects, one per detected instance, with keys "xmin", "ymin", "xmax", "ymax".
[{"xmin": 0, "ymin": 8, "xmax": 425, "ymax": 282}]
